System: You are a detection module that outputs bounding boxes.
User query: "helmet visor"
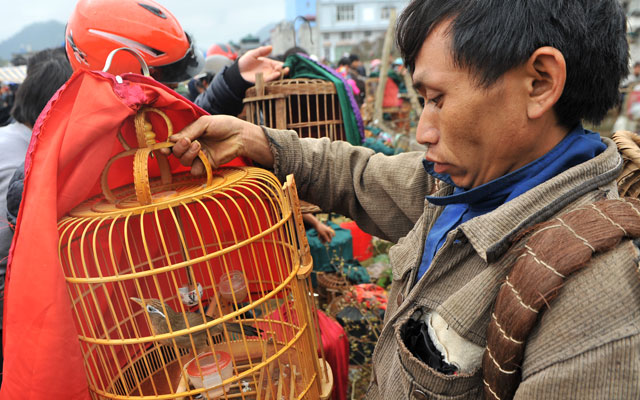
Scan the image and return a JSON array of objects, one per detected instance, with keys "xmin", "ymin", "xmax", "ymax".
[{"xmin": 149, "ymin": 34, "xmax": 204, "ymax": 84}]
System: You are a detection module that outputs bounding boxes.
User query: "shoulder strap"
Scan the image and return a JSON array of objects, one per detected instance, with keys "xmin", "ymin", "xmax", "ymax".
[
  {"xmin": 483, "ymin": 198, "xmax": 640, "ymax": 400},
  {"xmin": 612, "ymin": 130, "xmax": 640, "ymax": 197}
]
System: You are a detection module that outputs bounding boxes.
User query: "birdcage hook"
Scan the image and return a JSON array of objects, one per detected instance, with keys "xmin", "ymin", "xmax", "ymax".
[
  {"xmin": 293, "ymin": 16, "xmax": 314, "ymax": 47},
  {"xmin": 102, "ymin": 47, "xmax": 151, "ymax": 77}
]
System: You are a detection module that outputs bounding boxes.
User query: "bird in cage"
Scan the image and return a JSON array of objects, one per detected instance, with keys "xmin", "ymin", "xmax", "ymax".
[{"xmin": 130, "ymin": 297, "xmax": 261, "ymax": 352}]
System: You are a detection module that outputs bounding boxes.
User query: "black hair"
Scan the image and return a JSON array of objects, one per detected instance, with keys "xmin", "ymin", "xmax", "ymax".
[
  {"xmin": 26, "ymin": 47, "xmax": 68, "ymax": 75},
  {"xmin": 348, "ymin": 54, "xmax": 360, "ymax": 63},
  {"xmin": 11, "ymin": 47, "xmax": 72, "ymax": 127},
  {"xmin": 396, "ymin": 0, "xmax": 629, "ymax": 127},
  {"xmin": 338, "ymin": 57, "xmax": 350, "ymax": 67}
]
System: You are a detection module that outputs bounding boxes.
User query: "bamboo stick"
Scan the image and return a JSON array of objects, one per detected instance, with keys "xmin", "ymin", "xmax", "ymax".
[
  {"xmin": 276, "ymin": 369, "xmax": 284, "ymax": 400},
  {"xmin": 289, "ymin": 365, "xmax": 297, "ymax": 400},
  {"xmin": 373, "ymin": 8, "xmax": 397, "ymax": 133},
  {"xmin": 255, "ymin": 343, "xmax": 268, "ymax": 399}
]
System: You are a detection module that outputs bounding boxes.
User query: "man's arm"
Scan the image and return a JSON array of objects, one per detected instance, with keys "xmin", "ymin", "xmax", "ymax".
[
  {"xmin": 264, "ymin": 128, "xmax": 432, "ymax": 242},
  {"xmin": 195, "ymin": 63, "xmax": 251, "ymax": 116},
  {"xmin": 195, "ymin": 46, "xmax": 288, "ymax": 116},
  {"xmin": 164, "ymin": 114, "xmax": 434, "ymax": 242}
]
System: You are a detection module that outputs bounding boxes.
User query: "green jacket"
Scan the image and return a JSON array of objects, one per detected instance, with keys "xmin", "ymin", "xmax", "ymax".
[{"xmin": 265, "ymin": 127, "xmax": 640, "ymax": 399}]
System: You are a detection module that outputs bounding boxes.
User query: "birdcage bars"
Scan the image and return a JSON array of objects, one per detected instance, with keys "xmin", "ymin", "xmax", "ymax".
[
  {"xmin": 243, "ymin": 78, "xmax": 346, "ymax": 142},
  {"xmin": 55, "ymin": 104, "xmax": 332, "ymax": 399},
  {"xmin": 58, "ymin": 167, "xmax": 330, "ymax": 399}
]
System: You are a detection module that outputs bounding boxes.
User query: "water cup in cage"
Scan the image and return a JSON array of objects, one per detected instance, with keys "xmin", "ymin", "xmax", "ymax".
[
  {"xmin": 185, "ymin": 351, "xmax": 233, "ymax": 398},
  {"xmin": 217, "ymin": 270, "xmax": 248, "ymax": 302},
  {"xmin": 178, "ymin": 282, "xmax": 203, "ymax": 306}
]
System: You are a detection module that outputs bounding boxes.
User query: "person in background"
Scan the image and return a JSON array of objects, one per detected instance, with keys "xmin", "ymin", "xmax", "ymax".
[
  {"xmin": 186, "ymin": 54, "xmax": 235, "ymax": 102},
  {"xmin": 349, "ymin": 53, "xmax": 366, "ymax": 77},
  {"xmin": 8, "ymin": 0, "xmax": 291, "ymax": 233},
  {"xmin": 186, "ymin": 44, "xmax": 239, "ymax": 102},
  {"xmin": 302, "ymin": 213, "xmax": 335, "ymax": 244},
  {"xmin": 348, "ymin": 54, "xmax": 366, "ymax": 106},
  {"xmin": 0, "ymin": 83, "xmax": 16, "ymax": 127},
  {"xmin": 194, "ymin": 44, "xmax": 286, "ymax": 116},
  {"xmin": 336, "ymin": 57, "xmax": 361, "ymax": 102},
  {"xmin": 369, "ymin": 58, "xmax": 382, "ymax": 75},
  {"xmin": 65, "ymin": 0, "xmax": 287, "ymax": 117},
  {"xmin": 622, "ymin": 61, "xmax": 640, "ymax": 88},
  {"xmin": 0, "ymin": 46, "xmax": 72, "ymax": 387},
  {"xmin": 162, "ymin": 0, "xmax": 638, "ymax": 398}
]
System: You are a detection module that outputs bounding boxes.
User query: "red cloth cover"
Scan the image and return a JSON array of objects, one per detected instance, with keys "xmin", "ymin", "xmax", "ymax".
[
  {"xmin": 339, "ymin": 221, "xmax": 373, "ymax": 261},
  {"xmin": 0, "ymin": 70, "xmax": 245, "ymax": 399},
  {"xmin": 317, "ymin": 310, "xmax": 350, "ymax": 400}
]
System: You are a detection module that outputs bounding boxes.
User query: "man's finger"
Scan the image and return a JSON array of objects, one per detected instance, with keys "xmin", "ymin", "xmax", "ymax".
[
  {"xmin": 264, "ymin": 72, "xmax": 283, "ymax": 82},
  {"xmin": 190, "ymin": 159, "xmax": 206, "ymax": 176},
  {"xmin": 252, "ymin": 45, "xmax": 272, "ymax": 58},
  {"xmin": 171, "ymin": 116, "xmax": 213, "ymax": 143},
  {"xmin": 170, "ymin": 137, "xmax": 192, "ymax": 159},
  {"xmin": 177, "ymin": 140, "xmax": 201, "ymax": 167}
]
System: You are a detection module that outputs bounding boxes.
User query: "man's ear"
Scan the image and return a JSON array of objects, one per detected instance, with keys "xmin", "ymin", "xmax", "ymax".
[{"xmin": 525, "ymin": 47, "xmax": 566, "ymax": 120}]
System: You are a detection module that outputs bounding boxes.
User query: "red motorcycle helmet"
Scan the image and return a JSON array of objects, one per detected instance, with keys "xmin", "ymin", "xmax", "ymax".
[
  {"xmin": 65, "ymin": 0, "xmax": 203, "ymax": 83},
  {"xmin": 206, "ymin": 43, "xmax": 238, "ymax": 61}
]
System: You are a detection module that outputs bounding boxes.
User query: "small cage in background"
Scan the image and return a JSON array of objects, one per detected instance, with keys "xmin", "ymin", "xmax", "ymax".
[
  {"xmin": 243, "ymin": 76, "xmax": 347, "ymax": 142},
  {"xmin": 57, "ymin": 107, "xmax": 332, "ymax": 399}
]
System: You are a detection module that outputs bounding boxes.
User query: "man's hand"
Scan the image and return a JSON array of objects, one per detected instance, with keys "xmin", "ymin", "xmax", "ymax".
[
  {"xmin": 160, "ymin": 115, "xmax": 274, "ymax": 175},
  {"xmin": 238, "ymin": 45, "xmax": 289, "ymax": 83}
]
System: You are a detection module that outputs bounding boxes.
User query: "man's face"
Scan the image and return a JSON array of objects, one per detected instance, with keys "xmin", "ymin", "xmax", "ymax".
[{"xmin": 413, "ymin": 22, "xmax": 546, "ymax": 189}]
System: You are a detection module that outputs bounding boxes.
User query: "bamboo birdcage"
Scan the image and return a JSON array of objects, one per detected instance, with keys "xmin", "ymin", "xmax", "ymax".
[
  {"xmin": 57, "ymin": 107, "xmax": 332, "ymax": 399},
  {"xmin": 243, "ymin": 75, "xmax": 347, "ymax": 142}
]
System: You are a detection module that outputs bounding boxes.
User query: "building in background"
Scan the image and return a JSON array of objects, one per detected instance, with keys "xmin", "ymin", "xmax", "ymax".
[
  {"xmin": 286, "ymin": 0, "xmax": 317, "ymax": 21},
  {"xmin": 316, "ymin": 0, "xmax": 409, "ymax": 63},
  {"xmin": 275, "ymin": 0, "xmax": 321, "ymax": 59},
  {"xmin": 239, "ymin": 34, "xmax": 261, "ymax": 54}
]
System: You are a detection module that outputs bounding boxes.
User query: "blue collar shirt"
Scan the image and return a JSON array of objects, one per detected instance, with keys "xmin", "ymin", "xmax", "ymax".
[{"xmin": 416, "ymin": 125, "xmax": 606, "ymax": 280}]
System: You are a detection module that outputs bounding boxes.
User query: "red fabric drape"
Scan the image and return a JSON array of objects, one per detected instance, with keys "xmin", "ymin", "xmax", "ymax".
[{"xmin": 0, "ymin": 70, "xmax": 235, "ymax": 399}]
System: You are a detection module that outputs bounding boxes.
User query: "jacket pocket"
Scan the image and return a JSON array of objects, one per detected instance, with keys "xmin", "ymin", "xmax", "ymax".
[{"xmin": 390, "ymin": 307, "xmax": 483, "ymax": 399}]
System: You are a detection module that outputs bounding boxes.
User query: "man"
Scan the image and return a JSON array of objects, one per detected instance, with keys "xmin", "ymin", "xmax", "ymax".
[{"xmin": 163, "ymin": 0, "xmax": 638, "ymax": 398}]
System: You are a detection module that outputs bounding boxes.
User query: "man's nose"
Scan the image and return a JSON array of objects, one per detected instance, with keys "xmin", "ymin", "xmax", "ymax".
[{"xmin": 415, "ymin": 108, "xmax": 439, "ymax": 145}]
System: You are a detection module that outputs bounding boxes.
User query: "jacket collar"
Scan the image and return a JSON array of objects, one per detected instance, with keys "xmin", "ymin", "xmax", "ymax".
[{"xmin": 430, "ymin": 137, "xmax": 622, "ymax": 263}]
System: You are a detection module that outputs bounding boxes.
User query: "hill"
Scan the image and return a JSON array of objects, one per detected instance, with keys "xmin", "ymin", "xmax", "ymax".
[{"xmin": 0, "ymin": 20, "xmax": 66, "ymax": 60}]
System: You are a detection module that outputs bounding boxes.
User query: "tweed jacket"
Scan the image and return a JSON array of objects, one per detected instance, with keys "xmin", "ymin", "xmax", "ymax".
[{"xmin": 265, "ymin": 128, "xmax": 640, "ymax": 399}]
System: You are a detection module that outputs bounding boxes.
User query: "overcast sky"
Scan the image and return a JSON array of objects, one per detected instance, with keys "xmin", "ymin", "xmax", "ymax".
[{"xmin": 0, "ymin": 1, "xmax": 286, "ymax": 48}]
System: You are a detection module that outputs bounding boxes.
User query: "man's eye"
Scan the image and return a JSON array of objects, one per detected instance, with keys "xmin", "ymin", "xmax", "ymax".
[{"xmin": 428, "ymin": 95, "xmax": 443, "ymax": 106}]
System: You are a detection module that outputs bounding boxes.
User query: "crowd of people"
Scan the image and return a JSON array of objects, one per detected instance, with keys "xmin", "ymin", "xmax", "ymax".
[{"xmin": 0, "ymin": 0, "xmax": 639, "ymax": 398}]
